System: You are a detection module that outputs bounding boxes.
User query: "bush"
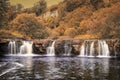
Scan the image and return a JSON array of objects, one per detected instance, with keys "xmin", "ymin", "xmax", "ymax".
[{"xmin": 9, "ymin": 13, "xmax": 49, "ymax": 39}]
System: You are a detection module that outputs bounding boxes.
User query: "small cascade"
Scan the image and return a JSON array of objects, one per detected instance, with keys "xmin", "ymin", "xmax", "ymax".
[
  {"xmin": 20, "ymin": 41, "xmax": 33, "ymax": 54},
  {"xmin": 85, "ymin": 43, "xmax": 89, "ymax": 56},
  {"xmin": 79, "ymin": 40, "xmax": 110, "ymax": 57},
  {"xmin": 79, "ymin": 41, "xmax": 95, "ymax": 57},
  {"xmin": 46, "ymin": 40, "xmax": 56, "ymax": 56},
  {"xmin": 97, "ymin": 40, "xmax": 110, "ymax": 57},
  {"xmin": 8, "ymin": 41, "xmax": 17, "ymax": 54},
  {"xmin": 89, "ymin": 41, "xmax": 95, "ymax": 57},
  {"xmin": 64, "ymin": 41, "xmax": 72, "ymax": 56},
  {"xmin": 79, "ymin": 41, "xmax": 86, "ymax": 57}
]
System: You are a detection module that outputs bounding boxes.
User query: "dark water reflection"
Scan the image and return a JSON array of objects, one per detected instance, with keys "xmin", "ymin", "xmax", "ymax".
[{"xmin": 0, "ymin": 56, "xmax": 120, "ymax": 80}]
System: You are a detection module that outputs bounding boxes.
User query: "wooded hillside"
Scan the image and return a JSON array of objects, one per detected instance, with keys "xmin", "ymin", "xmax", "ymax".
[{"xmin": 0, "ymin": 0, "xmax": 120, "ymax": 39}]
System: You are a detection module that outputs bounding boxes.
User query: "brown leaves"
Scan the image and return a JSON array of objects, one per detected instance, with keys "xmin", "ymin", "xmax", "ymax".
[{"xmin": 9, "ymin": 13, "xmax": 49, "ymax": 39}]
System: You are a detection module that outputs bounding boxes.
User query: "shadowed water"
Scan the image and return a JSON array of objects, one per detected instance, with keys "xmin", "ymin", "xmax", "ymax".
[{"xmin": 0, "ymin": 56, "xmax": 120, "ymax": 80}]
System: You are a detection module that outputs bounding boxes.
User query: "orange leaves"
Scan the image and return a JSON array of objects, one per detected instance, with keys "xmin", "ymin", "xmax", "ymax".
[
  {"xmin": 1, "ymin": 0, "xmax": 120, "ymax": 39},
  {"xmin": 9, "ymin": 13, "xmax": 49, "ymax": 39},
  {"xmin": 64, "ymin": 28, "xmax": 78, "ymax": 38}
]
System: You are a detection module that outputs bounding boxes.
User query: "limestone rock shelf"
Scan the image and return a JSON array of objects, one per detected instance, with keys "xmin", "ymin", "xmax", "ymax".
[{"xmin": 0, "ymin": 39, "xmax": 120, "ymax": 57}]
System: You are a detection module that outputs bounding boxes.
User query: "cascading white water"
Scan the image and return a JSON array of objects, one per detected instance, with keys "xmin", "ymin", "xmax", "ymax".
[
  {"xmin": 64, "ymin": 43, "xmax": 68, "ymax": 55},
  {"xmin": 98, "ymin": 40, "xmax": 101, "ymax": 56},
  {"xmin": 8, "ymin": 41, "xmax": 17, "ymax": 54},
  {"xmin": 103, "ymin": 41, "xmax": 110, "ymax": 56},
  {"xmin": 97, "ymin": 40, "xmax": 110, "ymax": 57},
  {"xmin": 46, "ymin": 40, "xmax": 56, "ymax": 56},
  {"xmin": 89, "ymin": 41, "xmax": 95, "ymax": 57},
  {"xmin": 85, "ymin": 43, "xmax": 88, "ymax": 56},
  {"xmin": 64, "ymin": 41, "xmax": 71, "ymax": 56},
  {"xmin": 79, "ymin": 40, "xmax": 110, "ymax": 57},
  {"xmin": 20, "ymin": 41, "xmax": 33, "ymax": 54},
  {"xmin": 79, "ymin": 41, "xmax": 86, "ymax": 57},
  {"xmin": 80, "ymin": 41, "xmax": 95, "ymax": 57}
]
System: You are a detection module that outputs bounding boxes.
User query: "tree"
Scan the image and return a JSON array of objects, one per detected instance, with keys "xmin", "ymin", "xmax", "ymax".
[
  {"xmin": 22, "ymin": 7, "xmax": 33, "ymax": 14},
  {"xmin": 0, "ymin": 0, "xmax": 9, "ymax": 28},
  {"xmin": 90, "ymin": 0, "xmax": 104, "ymax": 10},
  {"xmin": 79, "ymin": 2, "xmax": 120, "ymax": 38},
  {"xmin": 10, "ymin": 13, "xmax": 49, "ymax": 39},
  {"xmin": 64, "ymin": 28, "xmax": 78, "ymax": 38},
  {"xmin": 22, "ymin": 0, "xmax": 46, "ymax": 15},
  {"xmin": 16, "ymin": 3, "xmax": 23, "ymax": 12},
  {"xmin": 105, "ymin": 13, "xmax": 120, "ymax": 38},
  {"xmin": 33, "ymin": 0, "xmax": 47, "ymax": 16},
  {"xmin": 8, "ymin": 4, "xmax": 24, "ymax": 21}
]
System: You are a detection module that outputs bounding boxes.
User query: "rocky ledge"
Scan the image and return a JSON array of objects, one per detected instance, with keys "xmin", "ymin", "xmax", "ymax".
[{"xmin": 0, "ymin": 39, "xmax": 120, "ymax": 57}]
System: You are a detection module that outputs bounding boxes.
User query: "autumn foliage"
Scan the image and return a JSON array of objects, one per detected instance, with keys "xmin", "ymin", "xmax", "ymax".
[
  {"xmin": 0, "ymin": 0, "xmax": 120, "ymax": 39},
  {"xmin": 9, "ymin": 13, "xmax": 49, "ymax": 39}
]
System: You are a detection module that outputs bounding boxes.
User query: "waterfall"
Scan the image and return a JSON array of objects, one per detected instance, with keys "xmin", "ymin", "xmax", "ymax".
[
  {"xmin": 79, "ymin": 41, "xmax": 86, "ymax": 57},
  {"xmin": 79, "ymin": 40, "xmax": 110, "ymax": 57},
  {"xmin": 8, "ymin": 41, "xmax": 17, "ymax": 54},
  {"xmin": 64, "ymin": 43, "xmax": 68, "ymax": 55},
  {"xmin": 20, "ymin": 41, "xmax": 33, "ymax": 54},
  {"xmin": 85, "ymin": 43, "xmax": 88, "ymax": 56},
  {"xmin": 46, "ymin": 40, "xmax": 56, "ymax": 56},
  {"xmin": 98, "ymin": 40, "xmax": 101, "ymax": 56},
  {"xmin": 97, "ymin": 40, "xmax": 110, "ymax": 57},
  {"xmin": 80, "ymin": 41, "xmax": 95, "ymax": 57},
  {"xmin": 103, "ymin": 41, "xmax": 110, "ymax": 56},
  {"xmin": 89, "ymin": 41, "xmax": 95, "ymax": 57},
  {"xmin": 64, "ymin": 41, "xmax": 71, "ymax": 56}
]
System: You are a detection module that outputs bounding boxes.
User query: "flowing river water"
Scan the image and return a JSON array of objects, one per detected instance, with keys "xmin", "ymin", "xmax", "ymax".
[{"xmin": 0, "ymin": 56, "xmax": 120, "ymax": 80}]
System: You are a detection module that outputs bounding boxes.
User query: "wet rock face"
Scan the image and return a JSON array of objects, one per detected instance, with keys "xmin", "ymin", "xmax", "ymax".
[
  {"xmin": 33, "ymin": 39, "xmax": 120, "ymax": 57},
  {"xmin": 113, "ymin": 40, "xmax": 120, "ymax": 56},
  {"xmin": 0, "ymin": 38, "xmax": 11, "ymax": 55},
  {"xmin": 1, "ymin": 39, "xmax": 120, "ymax": 57},
  {"xmin": 54, "ymin": 40, "xmax": 79, "ymax": 56},
  {"xmin": 72, "ymin": 40, "xmax": 83, "ymax": 55},
  {"xmin": 33, "ymin": 39, "xmax": 50, "ymax": 54},
  {"xmin": 0, "ymin": 42, "xmax": 8, "ymax": 55},
  {"xmin": 33, "ymin": 39, "xmax": 83, "ymax": 56},
  {"xmin": 55, "ymin": 40, "xmax": 65, "ymax": 55},
  {"xmin": 106, "ymin": 39, "xmax": 120, "ymax": 56},
  {"xmin": 33, "ymin": 43, "xmax": 45, "ymax": 54}
]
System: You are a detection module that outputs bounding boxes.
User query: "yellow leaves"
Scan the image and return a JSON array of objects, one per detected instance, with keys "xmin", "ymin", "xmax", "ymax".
[
  {"xmin": 64, "ymin": 28, "xmax": 78, "ymax": 38},
  {"xmin": 49, "ymin": 29, "xmax": 60, "ymax": 39},
  {"xmin": 0, "ymin": 30, "xmax": 10, "ymax": 34},
  {"xmin": 9, "ymin": 13, "xmax": 50, "ymax": 39},
  {"xmin": 55, "ymin": 24, "xmax": 66, "ymax": 35},
  {"xmin": 74, "ymin": 34, "xmax": 99, "ymax": 39},
  {"xmin": 46, "ymin": 16, "xmax": 54, "ymax": 23},
  {"xmin": 12, "ymin": 13, "xmax": 36, "ymax": 24},
  {"xmin": 3, "ymin": 0, "xmax": 120, "ymax": 39},
  {"xmin": 0, "ymin": 29, "xmax": 24, "ymax": 38},
  {"xmin": 58, "ymin": 36, "xmax": 72, "ymax": 40},
  {"xmin": 11, "ymin": 31, "xmax": 24, "ymax": 37}
]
